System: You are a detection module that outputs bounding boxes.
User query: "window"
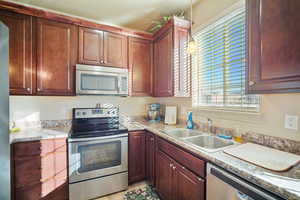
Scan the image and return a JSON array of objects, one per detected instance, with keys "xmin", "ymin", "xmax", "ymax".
[{"xmin": 192, "ymin": 6, "xmax": 260, "ymax": 112}]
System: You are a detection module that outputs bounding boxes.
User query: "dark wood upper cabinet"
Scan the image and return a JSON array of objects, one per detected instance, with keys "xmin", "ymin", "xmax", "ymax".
[
  {"xmin": 78, "ymin": 27, "xmax": 103, "ymax": 65},
  {"xmin": 153, "ymin": 17, "xmax": 190, "ymax": 97},
  {"xmin": 247, "ymin": 0, "xmax": 300, "ymax": 94},
  {"xmin": 36, "ymin": 19, "xmax": 77, "ymax": 96},
  {"xmin": 0, "ymin": 10, "xmax": 35, "ymax": 95},
  {"xmin": 128, "ymin": 37, "xmax": 153, "ymax": 96},
  {"xmin": 78, "ymin": 28, "xmax": 128, "ymax": 68},
  {"xmin": 154, "ymin": 29, "xmax": 173, "ymax": 97},
  {"xmin": 174, "ymin": 26, "xmax": 190, "ymax": 97},
  {"xmin": 104, "ymin": 32, "xmax": 128, "ymax": 68},
  {"xmin": 146, "ymin": 132, "xmax": 156, "ymax": 186},
  {"xmin": 128, "ymin": 131, "xmax": 146, "ymax": 183}
]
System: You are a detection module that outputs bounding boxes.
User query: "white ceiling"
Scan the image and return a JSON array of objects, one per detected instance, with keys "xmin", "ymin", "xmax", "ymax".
[{"xmin": 6, "ymin": 0, "xmax": 198, "ymax": 32}]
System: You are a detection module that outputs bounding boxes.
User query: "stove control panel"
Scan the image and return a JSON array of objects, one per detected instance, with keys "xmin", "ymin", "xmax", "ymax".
[{"xmin": 73, "ymin": 108, "xmax": 118, "ymax": 119}]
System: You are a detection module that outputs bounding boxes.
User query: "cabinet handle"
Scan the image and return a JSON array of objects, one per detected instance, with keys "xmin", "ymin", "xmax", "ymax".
[
  {"xmin": 37, "ymin": 88, "xmax": 41, "ymax": 92},
  {"xmin": 182, "ymin": 166, "xmax": 185, "ymax": 170},
  {"xmin": 249, "ymin": 81, "xmax": 255, "ymax": 86},
  {"xmin": 26, "ymin": 88, "xmax": 31, "ymax": 92},
  {"xmin": 101, "ymin": 60, "xmax": 104, "ymax": 64},
  {"xmin": 173, "ymin": 166, "xmax": 176, "ymax": 170}
]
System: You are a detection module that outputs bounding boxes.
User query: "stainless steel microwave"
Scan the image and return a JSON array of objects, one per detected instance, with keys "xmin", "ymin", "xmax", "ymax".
[{"xmin": 76, "ymin": 64, "xmax": 128, "ymax": 96}]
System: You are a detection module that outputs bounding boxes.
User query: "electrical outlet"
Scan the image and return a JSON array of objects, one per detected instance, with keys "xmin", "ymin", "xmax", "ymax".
[{"xmin": 284, "ymin": 115, "xmax": 298, "ymax": 130}]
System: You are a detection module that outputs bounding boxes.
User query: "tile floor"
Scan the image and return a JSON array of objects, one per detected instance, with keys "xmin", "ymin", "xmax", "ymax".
[{"xmin": 95, "ymin": 181, "xmax": 148, "ymax": 200}]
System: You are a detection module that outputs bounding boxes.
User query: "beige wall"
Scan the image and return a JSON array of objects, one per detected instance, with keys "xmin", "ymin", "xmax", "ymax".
[
  {"xmin": 157, "ymin": 0, "xmax": 300, "ymax": 142},
  {"xmin": 10, "ymin": 96, "xmax": 155, "ymax": 122}
]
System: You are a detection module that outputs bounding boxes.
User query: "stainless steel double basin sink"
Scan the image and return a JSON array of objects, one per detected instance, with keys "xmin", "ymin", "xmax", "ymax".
[{"xmin": 163, "ymin": 128, "xmax": 236, "ymax": 152}]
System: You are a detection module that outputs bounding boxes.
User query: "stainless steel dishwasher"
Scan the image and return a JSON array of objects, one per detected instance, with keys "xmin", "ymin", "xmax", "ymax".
[{"xmin": 207, "ymin": 163, "xmax": 285, "ymax": 200}]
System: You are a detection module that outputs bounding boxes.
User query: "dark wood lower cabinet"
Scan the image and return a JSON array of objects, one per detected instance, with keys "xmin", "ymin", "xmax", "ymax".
[
  {"xmin": 12, "ymin": 138, "xmax": 68, "ymax": 200},
  {"xmin": 128, "ymin": 131, "xmax": 146, "ymax": 183},
  {"xmin": 174, "ymin": 162, "xmax": 205, "ymax": 200},
  {"xmin": 156, "ymin": 150, "xmax": 205, "ymax": 200},
  {"xmin": 129, "ymin": 133, "xmax": 206, "ymax": 200},
  {"xmin": 156, "ymin": 150, "xmax": 174, "ymax": 200},
  {"xmin": 146, "ymin": 132, "xmax": 156, "ymax": 186}
]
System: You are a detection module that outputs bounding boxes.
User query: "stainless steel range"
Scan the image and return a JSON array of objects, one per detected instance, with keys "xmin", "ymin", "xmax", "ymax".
[{"xmin": 68, "ymin": 107, "xmax": 128, "ymax": 200}]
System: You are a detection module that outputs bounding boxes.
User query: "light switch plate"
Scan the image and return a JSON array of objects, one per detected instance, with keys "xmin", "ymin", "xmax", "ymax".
[{"xmin": 284, "ymin": 115, "xmax": 298, "ymax": 130}]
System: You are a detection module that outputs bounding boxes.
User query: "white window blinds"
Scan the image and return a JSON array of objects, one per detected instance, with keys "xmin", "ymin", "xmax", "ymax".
[{"xmin": 192, "ymin": 6, "xmax": 260, "ymax": 112}]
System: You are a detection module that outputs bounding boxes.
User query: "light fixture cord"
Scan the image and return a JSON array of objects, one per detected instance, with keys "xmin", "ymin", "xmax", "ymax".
[{"xmin": 190, "ymin": 0, "xmax": 193, "ymax": 34}]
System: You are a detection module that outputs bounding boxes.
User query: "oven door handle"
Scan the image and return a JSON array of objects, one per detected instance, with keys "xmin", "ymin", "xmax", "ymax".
[{"xmin": 68, "ymin": 133, "xmax": 128, "ymax": 142}]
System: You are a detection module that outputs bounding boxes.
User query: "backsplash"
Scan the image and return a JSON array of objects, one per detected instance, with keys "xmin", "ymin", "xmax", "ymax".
[
  {"xmin": 9, "ymin": 96, "xmax": 156, "ymax": 127},
  {"xmin": 155, "ymin": 95, "xmax": 300, "ymax": 142}
]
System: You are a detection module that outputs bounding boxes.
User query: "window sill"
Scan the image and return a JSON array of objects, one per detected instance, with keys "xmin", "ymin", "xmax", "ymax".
[{"xmin": 192, "ymin": 106, "xmax": 262, "ymax": 116}]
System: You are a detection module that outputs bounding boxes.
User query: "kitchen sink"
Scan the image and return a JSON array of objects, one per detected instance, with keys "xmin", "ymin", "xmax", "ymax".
[
  {"xmin": 164, "ymin": 128, "xmax": 204, "ymax": 138},
  {"xmin": 183, "ymin": 135, "xmax": 235, "ymax": 152}
]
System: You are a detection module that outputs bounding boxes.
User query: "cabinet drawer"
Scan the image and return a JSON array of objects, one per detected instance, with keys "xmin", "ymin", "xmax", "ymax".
[
  {"xmin": 54, "ymin": 138, "xmax": 67, "ymax": 152},
  {"xmin": 13, "ymin": 139, "xmax": 55, "ymax": 157},
  {"xmin": 15, "ymin": 178, "xmax": 56, "ymax": 200},
  {"xmin": 157, "ymin": 138, "xmax": 206, "ymax": 178},
  {"xmin": 14, "ymin": 153, "xmax": 55, "ymax": 188}
]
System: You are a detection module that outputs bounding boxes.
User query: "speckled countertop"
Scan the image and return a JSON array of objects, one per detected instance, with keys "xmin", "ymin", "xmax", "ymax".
[
  {"xmin": 9, "ymin": 127, "xmax": 70, "ymax": 143},
  {"xmin": 131, "ymin": 118, "xmax": 300, "ymax": 200},
  {"xmin": 9, "ymin": 119, "xmax": 300, "ymax": 199}
]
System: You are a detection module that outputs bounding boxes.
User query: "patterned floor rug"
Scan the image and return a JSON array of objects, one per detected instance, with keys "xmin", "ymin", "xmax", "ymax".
[{"xmin": 124, "ymin": 186, "xmax": 160, "ymax": 200}]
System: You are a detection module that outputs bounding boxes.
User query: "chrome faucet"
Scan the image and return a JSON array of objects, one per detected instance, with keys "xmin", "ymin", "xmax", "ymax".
[{"xmin": 207, "ymin": 118, "xmax": 213, "ymax": 133}]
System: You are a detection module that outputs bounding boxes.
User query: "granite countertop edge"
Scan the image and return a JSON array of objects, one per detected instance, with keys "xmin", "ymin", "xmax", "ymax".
[
  {"xmin": 9, "ymin": 121, "xmax": 300, "ymax": 199},
  {"xmin": 9, "ymin": 127, "xmax": 70, "ymax": 144},
  {"xmin": 132, "ymin": 119, "xmax": 300, "ymax": 200}
]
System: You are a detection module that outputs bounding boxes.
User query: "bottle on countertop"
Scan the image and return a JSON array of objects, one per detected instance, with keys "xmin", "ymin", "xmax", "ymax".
[{"xmin": 186, "ymin": 111, "xmax": 194, "ymax": 129}]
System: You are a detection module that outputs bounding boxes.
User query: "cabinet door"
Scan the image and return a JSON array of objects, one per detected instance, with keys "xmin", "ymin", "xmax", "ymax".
[
  {"xmin": 128, "ymin": 131, "xmax": 146, "ymax": 183},
  {"xmin": 36, "ymin": 19, "xmax": 77, "ymax": 95},
  {"xmin": 154, "ymin": 30, "xmax": 173, "ymax": 97},
  {"xmin": 78, "ymin": 27, "xmax": 104, "ymax": 65},
  {"xmin": 103, "ymin": 32, "xmax": 128, "ymax": 68},
  {"xmin": 146, "ymin": 132, "xmax": 156, "ymax": 186},
  {"xmin": 0, "ymin": 11, "xmax": 35, "ymax": 95},
  {"xmin": 247, "ymin": 0, "xmax": 300, "ymax": 93},
  {"xmin": 13, "ymin": 138, "xmax": 68, "ymax": 200},
  {"xmin": 173, "ymin": 162, "xmax": 205, "ymax": 200},
  {"xmin": 174, "ymin": 26, "xmax": 190, "ymax": 97},
  {"xmin": 128, "ymin": 37, "xmax": 153, "ymax": 96},
  {"xmin": 156, "ymin": 150, "xmax": 174, "ymax": 200}
]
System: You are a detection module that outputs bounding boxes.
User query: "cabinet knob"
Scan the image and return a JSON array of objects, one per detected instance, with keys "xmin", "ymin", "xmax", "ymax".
[
  {"xmin": 37, "ymin": 88, "xmax": 41, "ymax": 92},
  {"xmin": 26, "ymin": 88, "xmax": 31, "ymax": 92},
  {"xmin": 101, "ymin": 60, "xmax": 104, "ymax": 64},
  {"xmin": 172, "ymin": 166, "xmax": 176, "ymax": 170},
  {"xmin": 169, "ymin": 163, "xmax": 173, "ymax": 168},
  {"xmin": 249, "ymin": 81, "xmax": 255, "ymax": 86}
]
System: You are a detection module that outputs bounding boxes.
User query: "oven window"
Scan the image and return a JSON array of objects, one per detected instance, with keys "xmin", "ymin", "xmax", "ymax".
[
  {"xmin": 81, "ymin": 74, "xmax": 118, "ymax": 91},
  {"xmin": 78, "ymin": 141, "xmax": 121, "ymax": 173}
]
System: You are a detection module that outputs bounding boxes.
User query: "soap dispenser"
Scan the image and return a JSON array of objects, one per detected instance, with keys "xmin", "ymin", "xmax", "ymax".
[{"xmin": 186, "ymin": 111, "xmax": 194, "ymax": 129}]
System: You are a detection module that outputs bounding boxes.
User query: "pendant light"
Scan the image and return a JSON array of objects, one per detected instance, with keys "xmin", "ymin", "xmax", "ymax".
[{"xmin": 187, "ymin": 0, "xmax": 197, "ymax": 54}]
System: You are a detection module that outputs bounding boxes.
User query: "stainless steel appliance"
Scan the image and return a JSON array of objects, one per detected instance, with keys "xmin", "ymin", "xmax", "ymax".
[
  {"xmin": 147, "ymin": 103, "xmax": 161, "ymax": 122},
  {"xmin": 207, "ymin": 164, "xmax": 284, "ymax": 200},
  {"xmin": 76, "ymin": 64, "xmax": 128, "ymax": 96},
  {"xmin": 69, "ymin": 107, "xmax": 128, "ymax": 200},
  {"xmin": 0, "ymin": 21, "xmax": 10, "ymax": 199}
]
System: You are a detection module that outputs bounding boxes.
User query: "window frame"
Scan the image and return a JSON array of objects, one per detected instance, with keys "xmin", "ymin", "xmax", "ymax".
[{"xmin": 191, "ymin": 1, "xmax": 261, "ymax": 113}]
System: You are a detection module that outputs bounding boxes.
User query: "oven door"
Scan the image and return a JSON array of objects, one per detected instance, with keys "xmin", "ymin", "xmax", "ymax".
[
  {"xmin": 76, "ymin": 70, "xmax": 120, "ymax": 95},
  {"xmin": 69, "ymin": 135, "xmax": 128, "ymax": 183}
]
